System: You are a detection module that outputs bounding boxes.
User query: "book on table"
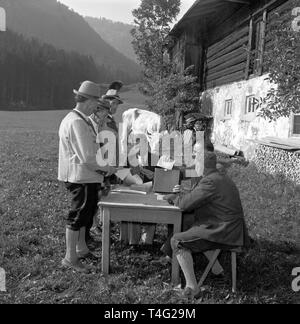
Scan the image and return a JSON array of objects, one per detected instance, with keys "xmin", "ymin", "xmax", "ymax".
[{"xmin": 153, "ymin": 168, "xmax": 180, "ymax": 194}]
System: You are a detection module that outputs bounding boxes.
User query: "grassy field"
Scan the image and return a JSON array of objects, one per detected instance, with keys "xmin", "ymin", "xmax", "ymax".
[{"xmin": 0, "ymin": 90, "xmax": 299, "ymax": 304}]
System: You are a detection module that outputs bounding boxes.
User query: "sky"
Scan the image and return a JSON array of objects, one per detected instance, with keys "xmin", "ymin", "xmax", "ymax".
[{"xmin": 58, "ymin": 0, "xmax": 195, "ymax": 24}]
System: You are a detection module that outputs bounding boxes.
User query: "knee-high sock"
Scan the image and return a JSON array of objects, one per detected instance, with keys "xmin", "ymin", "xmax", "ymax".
[
  {"xmin": 65, "ymin": 228, "xmax": 79, "ymax": 263},
  {"xmin": 204, "ymin": 250, "xmax": 224, "ymax": 275},
  {"xmin": 76, "ymin": 227, "xmax": 89, "ymax": 254},
  {"xmin": 176, "ymin": 249, "xmax": 198, "ymax": 291}
]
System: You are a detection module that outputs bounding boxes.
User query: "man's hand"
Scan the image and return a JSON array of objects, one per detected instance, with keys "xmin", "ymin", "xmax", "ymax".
[
  {"xmin": 163, "ymin": 193, "xmax": 178, "ymax": 205},
  {"xmin": 97, "ymin": 166, "xmax": 117, "ymax": 177},
  {"xmin": 105, "ymin": 166, "xmax": 117, "ymax": 176}
]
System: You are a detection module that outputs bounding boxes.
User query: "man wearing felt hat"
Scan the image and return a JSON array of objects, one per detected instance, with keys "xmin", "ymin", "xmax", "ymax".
[
  {"xmin": 102, "ymin": 80, "xmax": 124, "ymax": 104},
  {"xmin": 102, "ymin": 80, "xmax": 124, "ymax": 133},
  {"xmin": 58, "ymin": 80, "xmax": 116, "ymax": 273},
  {"xmin": 89, "ymin": 98, "xmax": 111, "ymax": 134}
]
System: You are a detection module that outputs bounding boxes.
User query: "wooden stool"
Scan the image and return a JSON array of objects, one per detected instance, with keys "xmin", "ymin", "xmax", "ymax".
[{"xmin": 197, "ymin": 247, "xmax": 242, "ymax": 293}]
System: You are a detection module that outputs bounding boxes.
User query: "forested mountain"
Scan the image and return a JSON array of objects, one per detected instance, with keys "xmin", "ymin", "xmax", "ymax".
[
  {"xmin": 0, "ymin": 0, "xmax": 140, "ymax": 82},
  {"xmin": 0, "ymin": 31, "xmax": 109, "ymax": 110},
  {"xmin": 85, "ymin": 17, "xmax": 137, "ymax": 63}
]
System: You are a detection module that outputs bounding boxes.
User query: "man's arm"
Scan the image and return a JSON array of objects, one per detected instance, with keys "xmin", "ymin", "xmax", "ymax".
[{"xmin": 173, "ymin": 177, "xmax": 216, "ymax": 213}]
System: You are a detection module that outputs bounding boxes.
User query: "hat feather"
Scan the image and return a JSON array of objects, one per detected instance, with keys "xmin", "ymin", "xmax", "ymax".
[{"xmin": 108, "ymin": 81, "xmax": 123, "ymax": 91}]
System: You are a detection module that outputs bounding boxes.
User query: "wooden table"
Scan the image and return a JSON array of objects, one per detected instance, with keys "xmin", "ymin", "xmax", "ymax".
[{"xmin": 98, "ymin": 190, "xmax": 182, "ymax": 285}]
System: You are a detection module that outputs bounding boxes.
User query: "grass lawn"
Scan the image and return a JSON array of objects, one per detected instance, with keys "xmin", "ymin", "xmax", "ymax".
[{"xmin": 0, "ymin": 104, "xmax": 299, "ymax": 304}]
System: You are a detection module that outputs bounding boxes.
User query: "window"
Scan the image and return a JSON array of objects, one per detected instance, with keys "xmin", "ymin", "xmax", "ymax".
[
  {"xmin": 224, "ymin": 99, "xmax": 233, "ymax": 117},
  {"xmin": 245, "ymin": 95, "xmax": 259, "ymax": 115},
  {"xmin": 292, "ymin": 115, "xmax": 300, "ymax": 136}
]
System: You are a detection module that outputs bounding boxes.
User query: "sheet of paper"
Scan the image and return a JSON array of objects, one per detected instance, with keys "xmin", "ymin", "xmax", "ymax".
[
  {"xmin": 155, "ymin": 194, "xmax": 166, "ymax": 201},
  {"xmin": 111, "ymin": 188, "xmax": 147, "ymax": 195},
  {"xmin": 156, "ymin": 155, "xmax": 175, "ymax": 170}
]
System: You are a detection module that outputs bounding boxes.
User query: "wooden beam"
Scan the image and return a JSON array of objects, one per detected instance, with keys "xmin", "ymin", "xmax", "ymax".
[
  {"xmin": 208, "ymin": 54, "xmax": 247, "ymax": 75},
  {"xmin": 208, "ymin": 35, "xmax": 249, "ymax": 63},
  {"xmin": 207, "ymin": 47, "xmax": 246, "ymax": 69},
  {"xmin": 206, "ymin": 70, "xmax": 245, "ymax": 89},
  {"xmin": 208, "ymin": 25, "xmax": 249, "ymax": 58},
  {"xmin": 207, "ymin": 62, "xmax": 245, "ymax": 82}
]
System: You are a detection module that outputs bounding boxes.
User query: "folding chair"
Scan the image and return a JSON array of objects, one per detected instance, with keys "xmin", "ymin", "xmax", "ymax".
[{"xmin": 197, "ymin": 247, "xmax": 242, "ymax": 293}]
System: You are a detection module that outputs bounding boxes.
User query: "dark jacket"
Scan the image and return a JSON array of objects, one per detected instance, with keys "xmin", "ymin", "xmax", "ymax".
[
  {"xmin": 106, "ymin": 115, "xmax": 118, "ymax": 134},
  {"xmin": 174, "ymin": 169, "xmax": 249, "ymax": 247}
]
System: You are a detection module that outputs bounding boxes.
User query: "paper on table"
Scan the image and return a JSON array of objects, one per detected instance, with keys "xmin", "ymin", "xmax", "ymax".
[
  {"xmin": 111, "ymin": 188, "xmax": 147, "ymax": 195},
  {"xmin": 156, "ymin": 155, "xmax": 175, "ymax": 170},
  {"xmin": 155, "ymin": 194, "xmax": 167, "ymax": 201},
  {"xmin": 130, "ymin": 181, "xmax": 153, "ymax": 193}
]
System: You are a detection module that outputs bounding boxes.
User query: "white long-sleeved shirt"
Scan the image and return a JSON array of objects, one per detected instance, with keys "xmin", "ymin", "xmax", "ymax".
[{"xmin": 58, "ymin": 110, "xmax": 104, "ymax": 184}]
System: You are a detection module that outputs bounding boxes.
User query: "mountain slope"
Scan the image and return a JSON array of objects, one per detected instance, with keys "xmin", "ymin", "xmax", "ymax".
[
  {"xmin": 85, "ymin": 16, "xmax": 137, "ymax": 63},
  {"xmin": 0, "ymin": 0, "xmax": 140, "ymax": 81}
]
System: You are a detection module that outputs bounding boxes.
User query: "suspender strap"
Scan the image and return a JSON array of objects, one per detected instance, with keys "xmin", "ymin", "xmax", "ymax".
[{"xmin": 72, "ymin": 110, "xmax": 97, "ymax": 137}]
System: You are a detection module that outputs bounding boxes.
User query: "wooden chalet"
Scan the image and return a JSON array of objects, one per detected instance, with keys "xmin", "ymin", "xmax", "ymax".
[{"xmin": 168, "ymin": 0, "xmax": 300, "ymax": 158}]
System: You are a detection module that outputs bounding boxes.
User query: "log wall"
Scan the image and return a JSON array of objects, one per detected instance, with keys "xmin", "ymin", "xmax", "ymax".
[{"xmin": 204, "ymin": 25, "xmax": 249, "ymax": 89}]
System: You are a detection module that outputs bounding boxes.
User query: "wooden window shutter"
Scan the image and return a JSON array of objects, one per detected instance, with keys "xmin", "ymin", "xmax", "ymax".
[
  {"xmin": 245, "ymin": 17, "xmax": 253, "ymax": 79},
  {"xmin": 257, "ymin": 10, "xmax": 267, "ymax": 76}
]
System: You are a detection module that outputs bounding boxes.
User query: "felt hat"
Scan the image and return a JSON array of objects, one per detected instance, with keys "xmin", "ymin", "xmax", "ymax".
[
  {"xmin": 102, "ymin": 80, "xmax": 124, "ymax": 104},
  {"xmin": 73, "ymin": 80, "xmax": 101, "ymax": 99}
]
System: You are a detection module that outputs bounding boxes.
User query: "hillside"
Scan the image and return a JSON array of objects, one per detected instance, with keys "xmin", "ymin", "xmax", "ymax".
[
  {"xmin": 0, "ymin": 0, "xmax": 140, "ymax": 82},
  {"xmin": 0, "ymin": 30, "xmax": 113, "ymax": 110},
  {"xmin": 85, "ymin": 16, "xmax": 137, "ymax": 63}
]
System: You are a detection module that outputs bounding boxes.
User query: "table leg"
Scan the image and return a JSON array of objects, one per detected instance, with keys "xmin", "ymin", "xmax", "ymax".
[
  {"xmin": 171, "ymin": 218, "xmax": 181, "ymax": 285},
  {"xmin": 99, "ymin": 206, "xmax": 103, "ymax": 224},
  {"xmin": 102, "ymin": 207, "xmax": 111, "ymax": 275}
]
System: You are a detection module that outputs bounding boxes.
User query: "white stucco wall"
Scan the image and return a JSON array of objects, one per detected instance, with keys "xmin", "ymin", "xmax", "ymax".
[{"xmin": 203, "ymin": 75, "xmax": 291, "ymax": 159}]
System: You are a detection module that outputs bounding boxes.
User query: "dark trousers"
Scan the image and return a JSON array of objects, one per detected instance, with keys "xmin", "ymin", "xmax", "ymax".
[
  {"xmin": 171, "ymin": 227, "xmax": 236, "ymax": 254},
  {"xmin": 65, "ymin": 183, "xmax": 98, "ymax": 232}
]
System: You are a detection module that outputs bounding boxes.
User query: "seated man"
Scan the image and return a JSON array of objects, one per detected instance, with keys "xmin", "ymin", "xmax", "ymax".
[{"xmin": 164, "ymin": 151, "xmax": 249, "ymax": 298}]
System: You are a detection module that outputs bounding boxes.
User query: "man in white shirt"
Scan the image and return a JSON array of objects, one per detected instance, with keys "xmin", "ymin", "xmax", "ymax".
[{"xmin": 58, "ymin": 81, "xmax": 116, "ymax": 273}]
